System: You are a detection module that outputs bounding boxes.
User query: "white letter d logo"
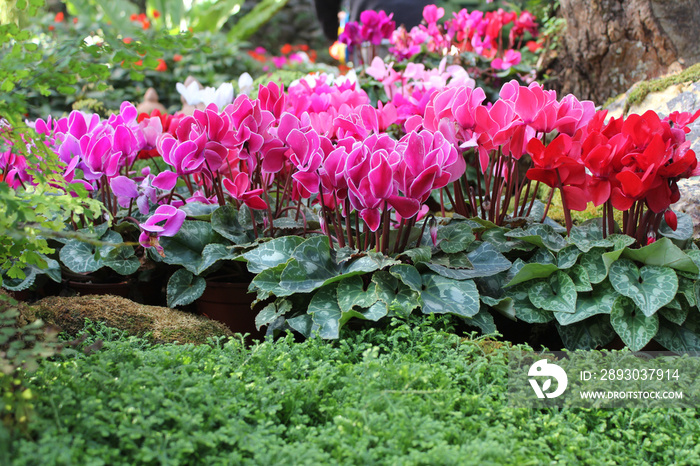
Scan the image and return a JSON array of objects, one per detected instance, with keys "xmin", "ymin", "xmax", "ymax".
[{"xmin": 528, "ymin": 359, "xmax": 568, "ymax": 399}]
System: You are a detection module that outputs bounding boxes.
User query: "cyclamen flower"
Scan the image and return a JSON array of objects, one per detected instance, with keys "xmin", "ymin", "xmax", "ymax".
[
  {"xmin": 491, "ymin": 49, "xmax": 521, "ymax": 70},
  {"xmin": 139, "ymin": 205, "xmax": 186, "ymax": 253}
]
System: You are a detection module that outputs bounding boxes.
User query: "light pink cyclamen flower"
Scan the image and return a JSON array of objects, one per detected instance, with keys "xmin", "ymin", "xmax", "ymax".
[{"xmin": 139, "ymin": 205, "xmax": 186, "ymax": 253}]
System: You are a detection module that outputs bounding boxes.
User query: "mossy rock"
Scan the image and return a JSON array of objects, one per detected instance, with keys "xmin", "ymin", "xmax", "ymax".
[{"xmin": 20, "ymin": 295, "xmax": 233, "ymax": 345}]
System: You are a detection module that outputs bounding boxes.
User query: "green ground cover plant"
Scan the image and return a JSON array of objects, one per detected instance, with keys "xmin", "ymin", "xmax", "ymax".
[{"xmin": 3, "ymin": 318, "xmax": 700, "ymax": 465}]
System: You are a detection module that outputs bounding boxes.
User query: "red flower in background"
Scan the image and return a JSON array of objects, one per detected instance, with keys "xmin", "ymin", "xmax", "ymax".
[
  {"xmin": 54, "ymin": 12, "xmax": 64, "ymax": 22},
  {"xmin": 155, "ymin": 58, "xmax": 167, "ymax": 72}
]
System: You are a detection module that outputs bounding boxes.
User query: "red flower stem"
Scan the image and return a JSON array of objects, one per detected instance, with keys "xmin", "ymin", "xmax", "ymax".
[
  {"xmin": 474, "ymin": 163, "xmax": 487, "ymax": 218},
  {"xmin": 345, "ymin": 199, "xmax": 355, "ymax": 249},
  {"xmin": 518, "ymin": 179, "xmax": 531, "ymax": 216},
  {"xmin": 249, "ymin": 205, "xmax": 259, "ymax": 239},
  {"xmin": 334, "ymin": 207, "xmax": 346, "ymax": 249},
  {"xmin": 364, "ymin": 224, "xmax": 371, "ymax": 250},
  {"xmin": 355, "ymin": 213, "xmax": 361, "ymax": 251},
  {"xmin": 452, "ymin": 180, "xmax": 468, "ymax": 217},
  {"xmin": 525, "ymin": 181, "xmax": 540, "ymax": 217},
  {"xmin": 540, "ymin": 186, "xmax": 556, "ymax": 223},
  {"xmin": 183, "ymin": 175, "xmax": 194, "ymax": 195},
  {"xmin": 607, "ymin": 200, "xmax": 616, "ymax": 237},
  {"xmin": 318, "ymin": 190, "xmax": 333, "ymax": 250},
  {"xmin": 602, "ymin": 202, "xmax": 608, "ymax": 238},
  {"xmin": 375, "ymin": 230, "xmax": 381, "ymax": 253},
  {"xmin": 151, "ymin": 156, "xmax": 163, "ymax": 174},
  {"xmin": 277, "ymin": 171, "xmax": 293, "ymax": 217},
  {"xmin": 393, "ymin": 218, "xmax": 405, "ymax": 254},
  {"xmin": 444, "ymin": 185, "xmax": 458, "ymax": 215},
  {"xmin": 440, "ymin": 189, "xmax": 446, "ymax": 217},
  {"xmin": 381, "ymin": 201, "xmax": 390, "ymax": 254},
  {"xmin": 554, "ymin": 172, "xmax": 573, "ymax": 233}
]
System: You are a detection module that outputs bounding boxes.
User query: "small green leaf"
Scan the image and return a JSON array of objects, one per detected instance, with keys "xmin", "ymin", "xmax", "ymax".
[
  {"xmin": 555, "ymin": 281, "xmax": 618, "ymax": 326},
  {"xmin": 211, "ymin": 205, "xmax": 252, "ymax": 244},
  {"xmin": 388, "ymin": 264, "xmax": 422, "ymax": 292},
  {"xmin": 621, "ymin": 237, "xmax": 699, "ymax": 273},
  {"xmin": 372, "ymin": 271, "xmax": 420, "ymax": 318},
  {"xmin": 505, "ymin": 263, "xmax": 559, "ymax": 287},
  {"xmin": 505, "ymin": 283, "xmax": 554, "ymax": 323},
  {"xmin": 557, "ymin": 246, "xmax": 581, "ymax": 269},
  {"xmin": 654, "ymin": 316, "xmax": 700, "ymax": 352},
  {"xmin": 255, "ymin": 299, "xmax": 292, "ymax": 330}
]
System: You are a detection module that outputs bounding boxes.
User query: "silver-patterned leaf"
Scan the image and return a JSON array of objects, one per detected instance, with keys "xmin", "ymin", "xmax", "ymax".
[
  {"xmin": 243, "ymin": 236, "xmax": 304, "ymax": 273},
  {"xmin": 608, "ymin": 259, "xmax": 677, "ymax": 317},
  {"xmin": 420, "ymin": 273, "xmax": 480, "ymax": 317},
  {"xmin": 528, "ymin": 271, "xmax": 577, "ymax": 314},
  {"xmin": 555, "ymin": 281, "xmax": 618, "ymax": 326},
  {"xmin": 610, "ymin": 296, "xmax": 659, "ymax": 351}
]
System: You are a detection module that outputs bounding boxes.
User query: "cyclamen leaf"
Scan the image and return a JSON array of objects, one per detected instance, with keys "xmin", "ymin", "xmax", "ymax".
[
  {"xmin": 464, "ymin": 308, "xmax": 497, "ymax": 334},
  {"xmin": 437, "ymin": 222, "xmax": 475, "ymax": 253},
  {"xmin": 610, "ymin": 296, "xmax": 659, "ymax": 351},
  {"xmin": 660, "ymin": 303, "xmax": 688, "ymax": 326},
  {"xmin": 556, "ymin": 315, "xmax": 616, "ymax": 350},
  {"xmin": 211, "ymin": 205, "xmax": 252, "ymax": 244},
  {"xmin": 180, "ymin": 202, "xmax": 219, "ymax": 220},
  {"xmin": 243, "ymin": 236, "xmax": 304, "ymax": 273},
  {"xmin": 389, "ymin": 264, "xmax": 422, "ymax": 292},
  {"xmin": 621, "ymin": 237, "xmax": 698, "ymax": 273},
  {"xmin": 159, "ymin": 221, "xmax": 226, "ymax": 274},
  {"xmin": 505, "ymin": 263, "xmax": 559, "ymax": 287},
  {"xmin": 59, "ymin": 240, "xmax": 103, "ymax": 274},
  {"xmin": 420, "ymin": 273, "xmax": 480, "ymax": 317},
  {"xmin": 505, "ymin": 224, "xmax": 568, "ymax": 251},
  {"xmin": 557, "ymin": 246, "xmax": 581, "ymax": 269},
  {"xmin": 167, "ymin": 269, "xmax": 206, "ymax": 308},
  {"xmin": 579, "ymin": 248, "xmax": 609, "ymax": 284},
  {"xmin": 608, "ymin": 259, "xmax": 677, "ymax": 317},
  {"xmin": 308, "ymin": 284, "xmax": 342, "ymax": 339},
  {"xmin": 480, "ymin": 295, "xmax": 516, "ymax": 319},
  {"xmin": 658, "ymin": 211, "xmax": 693, "ymax": 241},
  {"xmin": 653, "ymin": 316, "xmax": 700, "ymax": 352},
  {"xmin": 425, "ymin": 242, "xmax": 511, "ymax": 280},
  {"xmin": 337, "ymin": 275, "xmax": 378, "ymax": 313},
  {"xmin": 481, "ymin": 227, "xmax": 535, "ymax": 253},
  {"xmin": 528, "ymin": 271, "xmax": 577, "ymax": 314},
  {"xmin": 555, "ymin": 281, "xmax": 618, "ymax": 326},
  {"xmin": 567, "ymin": 264, "xmax": 592, "ymax": 292},
  {"xmin": 196, "ymin": 243, "xmax": 240, "ymax": 275},
  {"xmin": 255, "ymin": 299, "xmax": 292, "ymax": 331},
  {"xmin": 372, "ymin": 271, "xmax": 420, "ymax": 318},
  {"xmin": 505, "ymin": 283, "xmax": 554, "ymax": 323},
  {"xmin": 250, "ymin": 262, "xmax": 295, "ymax": 300}
]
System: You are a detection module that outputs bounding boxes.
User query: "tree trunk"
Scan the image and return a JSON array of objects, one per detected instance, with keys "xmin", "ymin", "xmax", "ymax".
[{"xmin": 549, "ymin": 0, "xmax": 700, "ymax": 104}]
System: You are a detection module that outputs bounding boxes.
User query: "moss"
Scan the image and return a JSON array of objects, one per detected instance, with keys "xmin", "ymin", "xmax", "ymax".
[
  {"xmin": 22, "ymin": 295, "xmax": 233, "ymax": 345},
  {"xmin": 625, "ymin": 62, "xmax": 700, "ymax": 113}
]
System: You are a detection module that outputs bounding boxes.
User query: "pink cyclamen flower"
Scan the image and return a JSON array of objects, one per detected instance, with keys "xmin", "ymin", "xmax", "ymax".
[
  {"xmin": 491, "ymin": 49, "xmax": 521, "ymax": 70},
  {"xmin": 139, "ymin": 205, "xmax": 186, "ymax": 253}
]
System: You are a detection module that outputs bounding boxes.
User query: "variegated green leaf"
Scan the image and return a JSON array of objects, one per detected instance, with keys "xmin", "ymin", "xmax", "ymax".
[
  {"xmin": 308, "ymin": 284, "xmax": 342, "ymax": 339},
  {"xmin": 505, "ymin": 263, "xmax": 560, "ymax": 287},
  {"xmin": 59, "ymin": 239, "xmax": 103, "ymax": 274},
  {"xmin": 255, "ymin": 299, "xmax": 292, "ymax": 330},
  {"xmin": 621, "ymin": 237, "xmax": 698, "ymax": 273},
  {"xmin": 243, "ymin": 236, "xmax": 304, "ymax": 273},
  {"xmin": 505, "ymin": 224, "xmax": 568, "ymax": 251},
  {"xmin": 159, "ymin": 221, "xmax": 226, "ymax": 274},
  {"xmin": 337, "ymin": 275, "xmax": 378, "ymax": 313},
  {"xmin": 557, "ymin": 245, "xmax": 581, "ymax": 269},
  {"xmin": 555, "ymin": 281, "xmax": 618, "ymax": 326},
  {"xmin": 420, "ymin": 273, "xmax": 480, "ymax": 317},
  {"xmin": 608, "ymin": 259, "xmax": 677, "ymax": 317},
  {"xmin": 567, "ymin": 264, "xmax": 592, "ymax": 292},
  {"xmin": 372, "ymin": 271, "xmax": 420, "ymax": 318},
  {"xmin": 556, "ymin": 315, "xmax": 616, "ymax": 350},
  {"xmin": 653, "ymin": 315, "xmax": 700, "ymax": 352},
  {"xmin": 389, "ymin": 264, "xmax": 422, "ymax": 292},
  {"xmin": 437, "ymin": 222, "xmax": 475, "ymax": 253},
  {"xmin": 610, "ymin": 296, "xmax": 659, "ymax": 351},
  {"xmin": 660, "ymin": 302, "xmax": 689, "ymax": 326},
  {"xmin": 425, "ymin": 242, "xmax": 511, "ymax": 280},
  {"xmin": 528, "ymin": 271, "xmax": 577, "ymax": 314},
  {"xmin": 167, "ymin": 269, "xmax": 206, "ymax": 308},
  {"xmin": 505, "ymin": 283, "xmax": 554, "ymax": 323},
  {"xmin": 464, "ymin": 307, "xmax": 497, "ymax": 334},
  {"xmin": 481, "ymin": 227, "xmax": 535, "ymax": 253},
  {"xmin": 579, "ymin": 248, "xmax": 609, "ymax": 284},
  {"xmin": 211, "ymin": 205, "xmax": 252, "ymax": 244}
]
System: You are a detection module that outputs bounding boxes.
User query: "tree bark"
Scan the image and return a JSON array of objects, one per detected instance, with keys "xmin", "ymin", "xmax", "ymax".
[{"xmin": 549, "ymin": 0, "xmax": 700, "ymax": 104}]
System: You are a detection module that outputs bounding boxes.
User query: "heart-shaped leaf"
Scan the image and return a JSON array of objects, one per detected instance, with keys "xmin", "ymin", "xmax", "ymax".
[
  {"xmin": 307, "ymin": 284, "xmax": 343, "ymax": 339},
  {"xmin": 180, "ymin": 202, "xmax": 219, "ymax": 220},
  {"xmin": 464, "ymin": 308, "xmax": 497, "ymax": 334},
  {"xmin": 480, "ymin": 295, "xmax": 516, "ymax": 319},
  {"xmin": 243, "ymin": 236, "xmax": 304, "ymax": 273},
  {"xmin": 504, "ymin": 263, "xmax": 560, "ymax": 287},
  {"xmin": 621, "ymin": 237, "xmax": 698, "ymax": 273},
  {"xmin": 555, "ymin": 281, "xmax": 618, "ymax": 326},
  {"xmin": 505, "ymin": 283, "xmax": 554, "ymax": 323},
  {"xmin": 159, "ymin": 221, "xmax": 226, "ymax": 274},
  {"xmin": 167, "ymin": 269, "xmax": 206, "ymax": 308},
  {"xmin": 337, "ymin": 275, "xmax": 378, "ymax": 313},
  {"xmin": 557, "ymin": 246, "xmax": 581, "ymax": 269},
  {"xmin": 505, "ymin": 224, "xmax": 568, "ymax": 251},
  {"xmin": 437, "ymin": 222, "xmax": 475, "ymax": 253},
  {"xmin": 420, "ymin": 273, "xmax": 480, "ymax": 317},
  {"xmin": 556, "ymin": 315, "xmax": 616, "ymax": 350},
  {"xmin": 660, "ymin": 303, "xmax": 689, "ymax": 326},
  {"xmin": 59, "ymin": 239, "xmax": 104, "ymax": 274},
  {"xmin": 255, "ymin": 299, "xmax": 292, "ymax": 330},
  {"xmin": 608, "ymin": 259, "xmax": 677, "ymax": 317},
  {"xmin": 528, "ymin": 271, "xmax": 577, "ymax": 314},
  {"xmin": 653, "ymin": 316, "xmax": 700, "ymax": 352},
  {"xmin": 250, "ymin": 262, "xmax": 295, "ymax": 300},
  {"xmin": 481, "ymin": 227, "xmax": 535, "ymax": 253},
  {"xmin": 610, "ymin": 296, "xmax": 659, "ymax": 351},
  {"xmin": 211, "ymin": 205, "xmax": 252, "ymax": 244},
  {"xmin": 425, "ymin": 242, "xmax": 511, "ymax": 280},
  {"xmin": 372, "ymin": 271, "xmax": 420, "ymax": 318},
  {"xmin": 280, "ymin": 236, "xmax": 380, "ymax": 293},
  {"xmin": 579, "ymin": 248, "xmax": 609, "ymax": 284},
  {"xmin": 389, "ymin": 264, "xmax": 422, "ymax": 292},
  {"xmin": 567, "ymin": 264, "xmax": 592, "ymax": 292}
]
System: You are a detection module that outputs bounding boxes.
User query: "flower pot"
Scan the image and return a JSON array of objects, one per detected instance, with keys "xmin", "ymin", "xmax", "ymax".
[
  {"xmin": 196, "ymin": 281, "xmax": 264, "ymax": 341},
  {"xmin": 65, "ymin": 280, "xmax": 131, "ymax": 298}
]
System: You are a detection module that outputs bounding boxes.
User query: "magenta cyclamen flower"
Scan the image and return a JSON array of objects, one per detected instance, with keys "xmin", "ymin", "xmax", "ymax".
[{"xmin": 139, "ymin": 205, "xmax": 186, "ymax": 253}]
